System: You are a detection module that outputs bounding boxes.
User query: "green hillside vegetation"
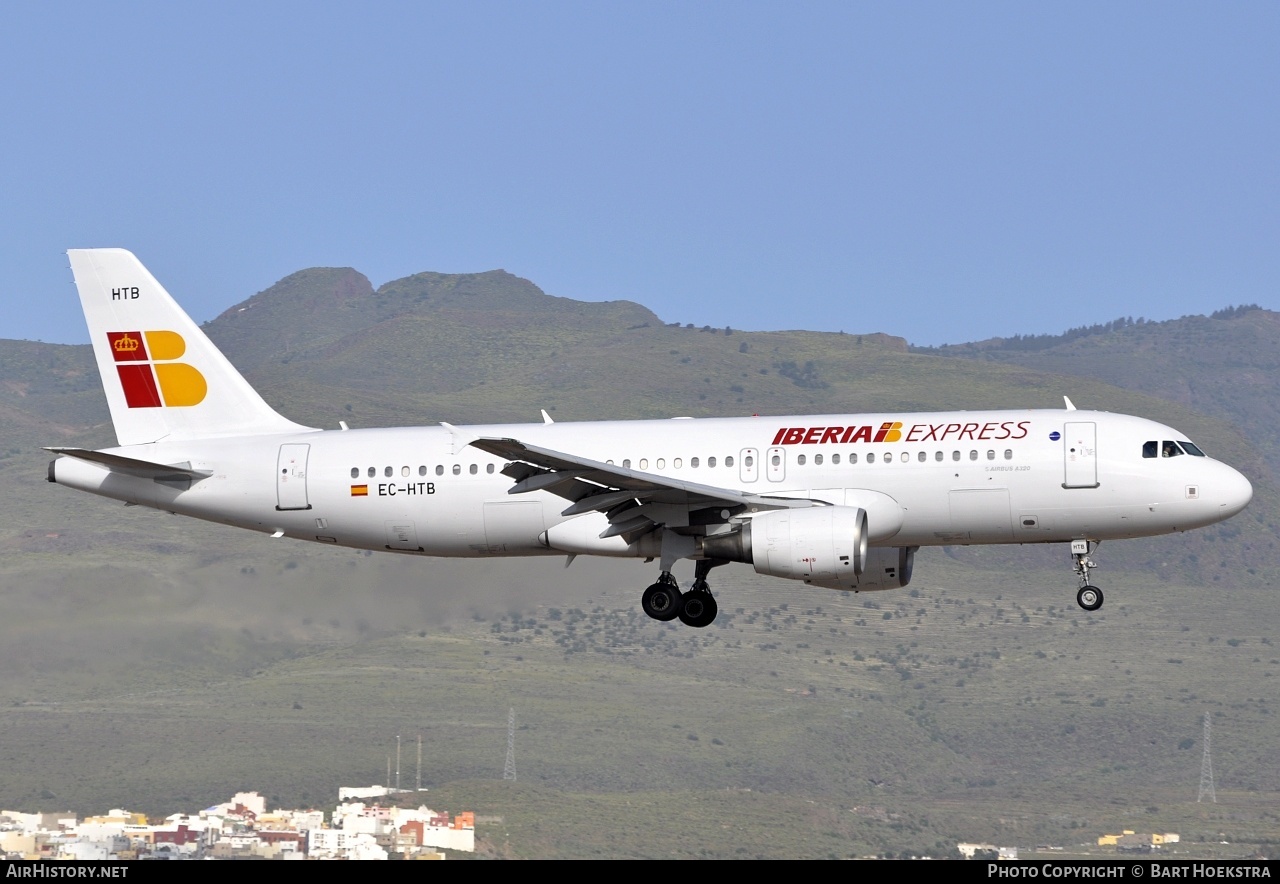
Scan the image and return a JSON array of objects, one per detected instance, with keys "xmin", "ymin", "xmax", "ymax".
[
  {"xmin": 915, "ymin": 306, "xmax": 1280, "ymax": 474},
  {"xmin": 0, "ymin": 267, "xmax": 1277, "ymax": 858}
]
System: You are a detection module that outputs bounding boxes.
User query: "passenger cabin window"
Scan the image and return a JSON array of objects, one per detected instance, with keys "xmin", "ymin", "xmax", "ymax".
[
  {"xmin": 935, "ymin": 451, "xmax": 943, "ymax": 461},
  {"xmin": 1004, "ymin": 449, "xmax": 1013, "ymax": 460},
  {"xmin": 487, "ymin": 464, "xmax": 495, "ymax": 474},
  {"xmin": 385, "ymin": 466, "xmax": 393, "ymax": 477},
  {"xmin": 368, "ymin": 467, "xmax": 376, "ymax": 478},
  {"xmin": 691, "ymin": 457, "xmax": 700, "ymax": 468},
  {"xmin": 622, "ymin": 459, "xmax": 631, "ymax": 468},
  {"xmin": 436, "ymin": 465, "xmax": 444, "ymax": 476},
  {"xmin": 814, "ymin": 454, "xmax": 823, "ymax": 465},
  {"xmin": 350, "ymin": 467, "xmax": 359, "ymax": 479},
  {"xmin": 884, "ymin": 452, "xmax": 893, "ymax": 463},
  {"xmin": 849, "ymin": 453, "xmax": 858, "ymax": 464},
  {"xmin": 469, "ymin": 464, "xmax": 478, "ymax": 475},
  {"xmin": 832, "ymin": 453, "xmax": 840, "ymax": 465},
  {"xmin": 918, "ymin": 451, "xmax": 926, "ymax": 463},
  {"xmin": 987, "ymin": 450, "xmax": 995, "ymax": 460},
  {"xmin": 402, "ymin": 466, "xmax": 410, "ymax": 477},
  {"xmin": 969, "ymin": 450, "xmax": 978, "ymax": 461},
  {"xmin": 797, "ymin": 454, "xmax": 807, "ymax": 466},
  {"xmin": 452, "ymin": 464, "xmax": 461, "ymax": 475},
  {"xmin": 708, "ymin": 456, "xmax": 717, "ymax": 467},
  {"xmin": 867, "ymin": 453, "xmax": 875, "ymax": 464},
  {"xmin": 419, "ymin": 466, "xmax": 428, "ymax": 476},
  {"xmin": 952, "ymin": 451, "xmax": 960, "ymax": 461},
  {"xmin": 639, "ymin": 458, "xmax": 648, "ymax": 469}
]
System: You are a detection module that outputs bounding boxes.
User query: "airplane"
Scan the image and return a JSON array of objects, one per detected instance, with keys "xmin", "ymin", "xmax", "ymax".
[{"xmin": 47, "ymin": 249, "xmax": 1254, "ymax": 627}]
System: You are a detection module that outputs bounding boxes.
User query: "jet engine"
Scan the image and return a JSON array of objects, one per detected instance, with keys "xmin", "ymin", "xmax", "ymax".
[
  {"xmin": 700, "ymin": 506, "xmax": 916, "ymax": 592},
  {"xmin": 701, "ymin": 506, "xmax": 865, "ymax": 586},
  {"xmin": 846, "ymin": 545, "xmax": 916, "ymax": 592}
]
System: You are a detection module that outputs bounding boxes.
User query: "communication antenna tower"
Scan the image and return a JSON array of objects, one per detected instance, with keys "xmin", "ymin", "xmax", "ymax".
[
  {"xmin": 417, "ymin": 733, "xmax": 423, "ymax": 792},
  {"xmin": 1197, "ymin": 712, "xmax": 1216, "ymax": 803},
  {"xmin": 503, "ymin": 707, "xmax": 517, "ymax": 782},
  {"xmin": 396, "ymin": 734, "xmax": 402, "ymax": 791}
]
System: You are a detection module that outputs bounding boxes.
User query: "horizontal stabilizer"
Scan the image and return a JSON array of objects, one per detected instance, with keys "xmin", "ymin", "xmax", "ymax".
[{"xmin": 45, "ymin": 447, "xmax": 212, "ymax": 480}]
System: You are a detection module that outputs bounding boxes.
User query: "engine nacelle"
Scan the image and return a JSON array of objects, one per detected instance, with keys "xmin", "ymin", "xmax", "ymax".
[
  {"xmin": 703, "ymin": 506, "xmax": 867, "ymax": 587},
  {"xmin": 699, "ymin": 507, "xmax": 918, "ymax": 592},
  {"xmin": 834, "ymin": 545, "xmax": 916, "ymax": 592}
]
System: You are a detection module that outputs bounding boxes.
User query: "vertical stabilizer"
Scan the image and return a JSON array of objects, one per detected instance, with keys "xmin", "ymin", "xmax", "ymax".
[{"xmin": 68, "ymin": 249, "xmax": 316, "ymax": 446}]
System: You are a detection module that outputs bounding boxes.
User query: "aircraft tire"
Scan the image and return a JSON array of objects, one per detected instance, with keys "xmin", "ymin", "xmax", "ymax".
[
  {"xmin": 1076, "ymin": 585, "xmax": 1103, "ymax": 611},
  {"xmin": 678, "ymin": 589, "xmax": 718, "ymax": 628},
  {"xmin": 642, "ymin": 582, "xmax": 684, "ymax": 621}
]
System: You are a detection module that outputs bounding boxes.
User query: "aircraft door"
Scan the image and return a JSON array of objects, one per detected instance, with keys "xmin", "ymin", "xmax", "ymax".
[
  {"xmin": 766, "ymin": 446, "xmax": 786, "ymax": 482},
  {"xmin": 740, "ymin": 448, "xmax": 759, "ymax": 483},
  {"xmin": 1063, "ymin": 422, "xmax": 1099, "ymax": 489},
  {"xmin": 276, "ymin": 443, "xmax": 311, "ymax": 511}
]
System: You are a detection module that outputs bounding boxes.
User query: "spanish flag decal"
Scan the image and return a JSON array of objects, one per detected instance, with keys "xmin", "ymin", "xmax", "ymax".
[{"xmin": 350, "ymin": 485, "xmax": 369, "ymax": 497}]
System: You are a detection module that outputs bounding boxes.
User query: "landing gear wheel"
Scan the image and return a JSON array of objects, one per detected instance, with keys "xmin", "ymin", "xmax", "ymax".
[
  {"xmin": 678, "ymin": 586, "xmax": 718, "ymax": 628},
  {"xmin": 1076, "ymin": 585, "xmax": 1103, "ymax": 611},
  {"xmin": 642, "ymin": 582, "xmax": 684, "ymax": 621}
]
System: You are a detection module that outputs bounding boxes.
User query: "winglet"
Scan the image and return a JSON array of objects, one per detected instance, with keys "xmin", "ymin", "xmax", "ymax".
[
  {"xmin": 541, "ymin": 409, "xmax": 554, "ymax": 425},
  {"xmin": 1064, "ymin": 396, "xmax": 1077, "ymax": 411}
]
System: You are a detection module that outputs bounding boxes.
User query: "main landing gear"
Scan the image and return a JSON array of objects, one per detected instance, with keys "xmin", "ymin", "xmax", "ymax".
[
  {"xmin": 641, "ymin": 560, "xmax": 724, "ymax": 628},
  {"xmin": 1071, "ymin": 539, "xmax": 1104, "ymax": 612}
]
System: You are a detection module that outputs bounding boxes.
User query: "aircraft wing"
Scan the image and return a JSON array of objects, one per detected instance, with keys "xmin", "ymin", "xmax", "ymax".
[{"xmin": 470, "ymin": 436, "xmax": 817, "ymax": 541}]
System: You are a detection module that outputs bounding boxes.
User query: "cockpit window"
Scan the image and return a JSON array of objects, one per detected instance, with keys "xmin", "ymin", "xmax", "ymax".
[{"xmin": 1144, "ymin": 440, "xmax": 1204, "ymax": 458}]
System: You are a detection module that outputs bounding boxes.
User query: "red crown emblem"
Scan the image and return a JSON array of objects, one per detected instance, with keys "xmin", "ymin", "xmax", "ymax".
[{"xmin": 113, "ymin": 334, "xmax": 140, "ymax": 353}]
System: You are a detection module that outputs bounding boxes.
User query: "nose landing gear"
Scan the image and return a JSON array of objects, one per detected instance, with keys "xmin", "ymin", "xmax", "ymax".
[{"xmin": 1071, "ymin": 539, "xmax": 1103, "ymax": 611}]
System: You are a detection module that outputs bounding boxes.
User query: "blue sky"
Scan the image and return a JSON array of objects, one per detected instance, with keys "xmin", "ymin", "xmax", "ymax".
[{"xmin": 3, "ymin": 2, "xmax": 1277, "ymax": 346}]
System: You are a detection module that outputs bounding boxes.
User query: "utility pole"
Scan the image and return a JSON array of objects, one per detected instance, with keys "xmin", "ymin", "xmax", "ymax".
[
  {"xmin": 503, "ymin": 707, "xmax": 517, "ymax": 782},
  {"xmin": 1197, "ymin": 712, "xmax": 1216, "ymax": 803}
]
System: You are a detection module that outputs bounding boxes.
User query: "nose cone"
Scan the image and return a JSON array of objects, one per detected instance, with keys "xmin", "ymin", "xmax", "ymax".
[{"xmin": 1215, "ymin": 463, "xmax": 1253, "ymax": 520}]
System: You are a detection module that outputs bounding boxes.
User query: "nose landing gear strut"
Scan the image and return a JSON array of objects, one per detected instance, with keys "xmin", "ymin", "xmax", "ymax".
[{"xmin": 1071, "ymin": 539, "xmax": 1103, "ymax": 611}]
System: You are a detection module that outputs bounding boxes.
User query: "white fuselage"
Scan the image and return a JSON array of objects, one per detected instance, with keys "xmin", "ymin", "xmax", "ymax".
[{"xmin": 50, "ymin": 408, "xmax": 1254, "ymax": 558}]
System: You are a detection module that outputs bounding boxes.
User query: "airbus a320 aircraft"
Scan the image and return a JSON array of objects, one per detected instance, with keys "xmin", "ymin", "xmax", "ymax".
[{"xmin": 48, "ymin": 250, "xmax": 1254, "ymax": 627}]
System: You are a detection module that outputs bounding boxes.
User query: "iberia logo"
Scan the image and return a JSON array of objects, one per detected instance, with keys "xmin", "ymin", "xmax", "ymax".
[
  {"xmin": 107, "ymin": 331, "xmax": 207, "ymax": 408},
  {"xmin": 772, "ymin": 419, "xmax": 1031, "ymax": 445},
  {"xmin": 772, "ymin": 422, "xmax": 904, "ymax": 445}
]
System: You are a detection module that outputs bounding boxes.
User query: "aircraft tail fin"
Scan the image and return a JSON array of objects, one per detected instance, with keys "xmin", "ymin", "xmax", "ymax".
[{"xmin": 67, "ymin": 249, "xmax": 316, "ymax": 446}]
